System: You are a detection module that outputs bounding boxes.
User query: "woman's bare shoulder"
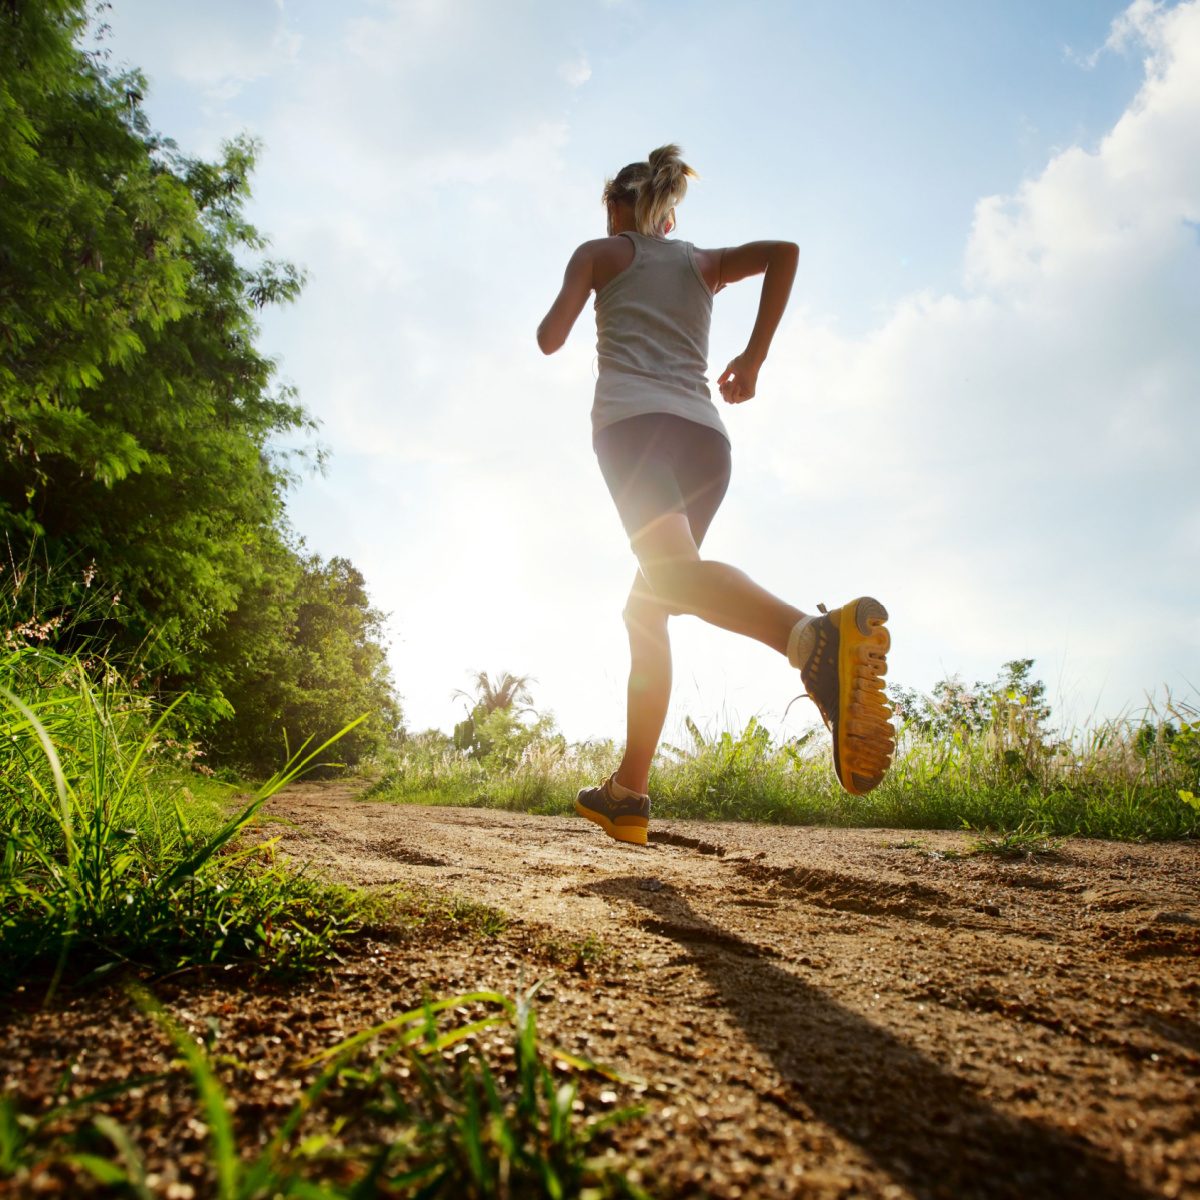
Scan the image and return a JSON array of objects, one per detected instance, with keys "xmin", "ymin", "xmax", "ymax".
[{"xmin": 587, "ymin": 234, "xmax": 636, "ymax": 292}]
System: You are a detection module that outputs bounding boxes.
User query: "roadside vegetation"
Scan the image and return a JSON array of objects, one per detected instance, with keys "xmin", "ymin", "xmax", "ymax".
[
  {"xmin": 0, "ymin": 637, "xmax": 648, "ymax": 1195},
  {"xmin": 372, "ymin": 660, "xmax": 1200, "ymax": 841},
  {"xmin": 0, "ymin": 644, "xmax": 382, "ymax": 997},
  {"xmin": 0, "ymin": 0, "xmax": 400, "ymax": 776}
]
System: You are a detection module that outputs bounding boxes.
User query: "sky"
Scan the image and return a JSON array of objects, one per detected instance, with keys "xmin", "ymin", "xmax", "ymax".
[{"xmin": 99, "ymin": 0, "xmax": 1200, "ymax": 743}]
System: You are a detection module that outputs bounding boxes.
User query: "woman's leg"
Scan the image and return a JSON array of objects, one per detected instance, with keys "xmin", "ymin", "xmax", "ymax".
[
  {"xmin": 614, "ymin": 571, "xmax": 671, "ymax": 795},
  {"xmin": 629, "ymin": 513, "xmax": 895, "ymax": 797},
  {"xmin": 632, "ymin": 512, "xmax": 805, "ymax": 654},
  {"xmin": 613, "ymin": 516, "xmax": 804, "ymax": 795}
]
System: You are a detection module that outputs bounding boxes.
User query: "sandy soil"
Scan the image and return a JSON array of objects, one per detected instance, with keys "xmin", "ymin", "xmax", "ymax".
[
  {"xmin": 256, "ymin": 780, "xmax": 1200, "ymax": 1199},
  {"xmin": 3, "ymin": 780, "xmax": 1198, "ymax": 1199}
]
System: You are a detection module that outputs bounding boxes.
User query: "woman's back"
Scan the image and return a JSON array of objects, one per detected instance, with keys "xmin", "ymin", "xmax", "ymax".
[{"xmin": 592, "ymin": 232, "xmax": 727, "ymax": 441}]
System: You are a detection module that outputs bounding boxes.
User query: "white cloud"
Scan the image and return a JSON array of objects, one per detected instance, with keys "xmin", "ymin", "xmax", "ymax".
[
  {"xmin": 1070, "ymin": 0, "xmax": 1170, "ymax": 69},
  {"xmin": 1105, "ymin": 0, "xmax": 1170, "ymax": 54},
  {"xmin": 733, "ymin": 0, "xmax": 1200, "ymax": 720},
  {"xmin": 107, "ymin": 0, "xmax": 298, "ymax": 98},
  {"xmin": 558, "ymin": 55, "xmax": 593, "ymax": 87}
]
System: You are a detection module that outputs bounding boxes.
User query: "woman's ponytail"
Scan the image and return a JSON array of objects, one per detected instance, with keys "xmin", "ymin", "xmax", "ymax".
[{"xmin": 602, "ymin": 144, "xmax": 697, "ymax": 236}]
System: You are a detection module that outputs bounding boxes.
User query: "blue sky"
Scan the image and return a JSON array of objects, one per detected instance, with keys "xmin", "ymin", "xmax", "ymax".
[{"xmin": 102, "ymin": 0, "xmax": 1200, "ymax": 741}]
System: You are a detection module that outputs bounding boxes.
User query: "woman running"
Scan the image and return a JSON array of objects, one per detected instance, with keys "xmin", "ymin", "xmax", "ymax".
[{"xmin": 537, "ymin": 145, "xmax": 894, "ymax": 846}]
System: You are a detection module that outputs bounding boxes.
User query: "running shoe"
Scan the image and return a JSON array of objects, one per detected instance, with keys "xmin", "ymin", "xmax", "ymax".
[
  {"xmin": 797, "ymin": 597, "xmax": 894, "ymax": 795},
  {"xmin": 575, "ymin": 774, "xmax": 650, "ymax": 845}
]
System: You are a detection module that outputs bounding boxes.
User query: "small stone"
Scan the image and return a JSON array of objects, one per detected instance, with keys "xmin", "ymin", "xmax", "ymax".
[
  {"xmin": 1153, "ymin": 911, "xmax": 1198, "ymax": 926},
  {"xmin": 639, "ymin": 878, "xmax": 664, "ymax": 892}
]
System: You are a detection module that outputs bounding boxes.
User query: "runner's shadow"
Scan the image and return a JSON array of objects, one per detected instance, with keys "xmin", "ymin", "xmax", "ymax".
[{"xmin": 589, "ymin": 876, "xmax": 1150, "ymax": 1200}]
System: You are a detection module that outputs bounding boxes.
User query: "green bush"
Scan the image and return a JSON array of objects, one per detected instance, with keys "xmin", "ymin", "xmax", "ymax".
[
  {"xmin": 205, "ymin": 553, "xmax": 403, "ymax": 775},
  {"xmin": 0, "ymin": 0, "xmax": 308, "ymax": 683}
]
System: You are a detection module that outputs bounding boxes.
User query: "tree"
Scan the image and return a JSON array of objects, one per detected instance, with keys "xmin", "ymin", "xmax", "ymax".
[
  {"xmin": 452, "ymin": 671, "xmax": 536, "ymax": 759},
  {"xmin": 0, "ymin": 1, "xmax": 309, "ymax": 687},
  {"xmin": 0, "ymin": 1, "xmax": 402, "ymax": 766},
  {"xmin": 204, "ymin": 552, "xmax": 403, "ymax": 773},
  {"xmin": 890, "ymin": 659, "xmax": 1052, "ymax": 742},
  {"xmin": 452, "ymin": 670, "xmax": 535, "ymax": 715}
]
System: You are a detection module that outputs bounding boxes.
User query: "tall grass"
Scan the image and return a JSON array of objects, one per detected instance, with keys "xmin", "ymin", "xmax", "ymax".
[
  {"xmin": 369, "ymin": 703, "xmax": 1200, "ymax": 840},
  {"xmin": 0, "ymin": 646, "xmax": 371, "ymax": 994}
]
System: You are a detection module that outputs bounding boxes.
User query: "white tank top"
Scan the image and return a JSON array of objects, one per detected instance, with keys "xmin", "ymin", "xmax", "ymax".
[{"xmin": 591, "ymin": 232, "xmax": 729, "ymax": 442}]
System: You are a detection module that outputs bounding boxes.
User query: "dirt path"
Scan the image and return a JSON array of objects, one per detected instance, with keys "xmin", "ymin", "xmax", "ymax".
[{"xmin": 261, "ymin": 780, "xmax": 1200, "ymax": 1199}]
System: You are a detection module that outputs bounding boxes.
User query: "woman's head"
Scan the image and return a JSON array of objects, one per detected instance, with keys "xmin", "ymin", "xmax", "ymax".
[{"xmin": 602, "ymin": 144, "xmax": 697, "ymax": 237}]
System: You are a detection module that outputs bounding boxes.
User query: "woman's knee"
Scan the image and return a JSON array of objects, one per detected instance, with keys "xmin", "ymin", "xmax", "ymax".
[
  {"xmin": 623, "ymin": 592, "xmax": 669, "ymax": 647},
  {"xmin": 641, "ymin": 559, "xmax": 702, "ymax": 608}
]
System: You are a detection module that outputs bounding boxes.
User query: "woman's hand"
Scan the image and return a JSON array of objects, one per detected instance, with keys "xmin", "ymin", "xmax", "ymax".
[{"xmin": 718, "ymin": 354, "xmax": 760, "ymax": 404}]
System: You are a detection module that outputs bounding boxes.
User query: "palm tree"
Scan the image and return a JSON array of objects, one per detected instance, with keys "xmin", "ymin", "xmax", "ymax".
[{"xmin": 451, "ymin": 670, "xmax": 535, "ymax": 716}]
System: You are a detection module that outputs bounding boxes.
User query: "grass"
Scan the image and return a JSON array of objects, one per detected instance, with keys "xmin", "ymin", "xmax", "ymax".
[
  {"xmin": 0, "ymin": 646, "xmax": 377, "ymax": 995},
  {"xmin": 540, "ymin": 933, "xmax": 613, "ymax": 974},
  {"xmin": 1, "ymin": 983, "xmax": 648, "ymax": 1199},
  {"xmin": 962, "ymin": 821, "xmax": 1066, "ymax": 860},
  {"xmin": 368, "ymin": 703, "xmax": 1200, "ymax": 841}
]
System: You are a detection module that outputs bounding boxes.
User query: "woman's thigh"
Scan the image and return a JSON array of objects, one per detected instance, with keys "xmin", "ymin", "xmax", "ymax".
[
  {"xmin": 669, "ymin": 418, "xmax": 731, "ymax": 549},
  {"xmin": 594, "ymin": 413, "xmax": 731, "ymax": 549}
]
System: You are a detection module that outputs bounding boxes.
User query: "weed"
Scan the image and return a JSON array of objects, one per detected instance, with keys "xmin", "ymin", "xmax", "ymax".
[
  {"xmin": 448, "ymin": 895, "xmax": 510, "ymax": 938},
  {"xmin": 962, "ymin": 822, "xmax": 1065, "ymax": 860},
  {"xmin": 0, "ymin": 1068, "xmax": 165, "ymax": 1185},
  {"xmin": 542, "ymin": 933, "xmax": 612, "ymax": 973}
]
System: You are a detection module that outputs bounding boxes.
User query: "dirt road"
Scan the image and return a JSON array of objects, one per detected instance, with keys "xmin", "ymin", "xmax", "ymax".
[{"xmin": 262, "ymin": 780, "xmax": 1200, "ymax": 1200}]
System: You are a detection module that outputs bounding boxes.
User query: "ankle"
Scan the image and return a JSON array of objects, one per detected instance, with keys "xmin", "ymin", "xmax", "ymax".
[
  {"xmin": 787, "ymin": 613, "xmax": 818, "ymax": 668},
  {"xmin": 611, "ymin": 770, "xmax": 649, "ymax": 799}
]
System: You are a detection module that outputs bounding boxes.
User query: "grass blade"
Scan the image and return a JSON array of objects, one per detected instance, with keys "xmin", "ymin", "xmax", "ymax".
[{"xmin": 129, "ymin": 985, "xmax": 239, "ymax": 1200}]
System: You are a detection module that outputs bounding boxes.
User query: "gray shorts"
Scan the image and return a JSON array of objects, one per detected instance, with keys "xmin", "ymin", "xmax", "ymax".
[{"xmin": 593, "ymin": 413, "xmax": 731, "ymax": 547}]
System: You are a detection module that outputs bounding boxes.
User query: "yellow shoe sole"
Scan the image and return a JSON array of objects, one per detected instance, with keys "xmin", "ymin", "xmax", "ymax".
[
  {"xmin": 834, "ymin": 597, "xmax": 894, "ymax": 795},
  {"xmin": 575, "ymin": 798, "xmax": 649, "ymax": 845}
]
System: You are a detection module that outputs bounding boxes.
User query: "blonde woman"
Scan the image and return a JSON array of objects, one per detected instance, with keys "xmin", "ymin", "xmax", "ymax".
[{"xmin": 537, "ymin": 145, "xmax": 893, "ymax": 845}]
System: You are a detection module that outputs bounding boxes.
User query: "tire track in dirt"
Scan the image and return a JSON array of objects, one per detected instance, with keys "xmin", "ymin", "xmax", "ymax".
[{"xmin": 254, "ymin": 780, "xmax": 1199, "ymax": 1199}]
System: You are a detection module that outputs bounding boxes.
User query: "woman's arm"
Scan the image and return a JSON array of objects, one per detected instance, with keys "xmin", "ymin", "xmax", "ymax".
[
  {"xmin": 537, "ymin": 244, "xmax": 596, "ymax": 354},
  {"xmin": 698, "ymin": 240, "xmax": 799, "ymax": 404}
]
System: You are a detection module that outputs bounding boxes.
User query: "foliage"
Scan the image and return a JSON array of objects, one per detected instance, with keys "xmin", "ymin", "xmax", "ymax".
[
  {"xmin": 0, "ymin": 0, "xmax": 197, "ymax": 496},
  {"xmin": 0, "ymin": 0, "xmax": 401, "ymax": 763},
  {"xmin": 470, "ymin": 707, "xmax": 563, "ymax": 771},
  {"xmin": 961, "ymin": 821, "xmax": 1065, "ymax": 859},
  {"xmin": 374, "ymin": 721, "xmax": 615, "ymax": 816},
  {"xmin": 0, "ymin": 646, "xmax": 373, "ymax": 993},
  {"xmin": 453, "ymin": 670, "xmax": 536, "ymax": 716},
  {"xmin": 1, "ymin": 1, "xmax": 309, "ymax": 672},
  {"xmin": 0, "ymin": 985, "xmax": 648, "ymax": 1199},
  {"xmin": 206, "ymin": 552, "xmax": 403, "ymax": 774},
  {"xmin": 453, "ymin": 670, "xmax": 536, "ymax": 759},
  {"xmin": 888, "ymin": 658, "xmax": 1051, "ymax": 741}
]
